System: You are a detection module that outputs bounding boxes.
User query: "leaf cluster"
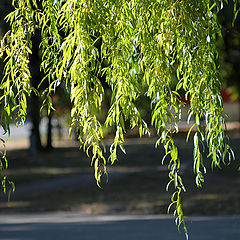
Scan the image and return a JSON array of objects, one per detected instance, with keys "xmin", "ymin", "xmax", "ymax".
[{"xmin": 0, "ymin": 0, "xmax": 239, "ymax": 237}]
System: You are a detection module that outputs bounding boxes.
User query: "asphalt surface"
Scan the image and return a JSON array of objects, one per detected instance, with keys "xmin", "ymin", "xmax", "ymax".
[{"xmin": 0, "ymin": 213, "xmax": 240, "ymax": 240}]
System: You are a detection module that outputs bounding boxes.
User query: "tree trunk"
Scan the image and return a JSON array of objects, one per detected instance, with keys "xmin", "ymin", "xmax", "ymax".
[
  {"xmin": 29, "ymin": 93, "xmax": 42, "ymax": 155},
  {"xmin": 46, "ymin": 110, "xmax": 53, "ymax": 150},
  {"xmin": 29, "ymin": 30, "xmax": 43, "ymax": 154}
]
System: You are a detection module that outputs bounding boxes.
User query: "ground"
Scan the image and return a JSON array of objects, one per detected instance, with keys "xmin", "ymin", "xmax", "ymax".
[{"xmin": 1, "ymin": 133, "xmax": 240, "ymax": 217}]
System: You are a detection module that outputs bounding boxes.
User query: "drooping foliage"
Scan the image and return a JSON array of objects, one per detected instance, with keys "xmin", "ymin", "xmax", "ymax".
[{"xmin": 0, "ymin": 0, "xmax": 239, "ymax": 237}]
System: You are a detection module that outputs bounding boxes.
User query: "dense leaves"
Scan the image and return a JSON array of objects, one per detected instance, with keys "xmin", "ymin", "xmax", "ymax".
[{"xmin": 0, "ymin": 0, "xmax": 239, "ymax": 237}]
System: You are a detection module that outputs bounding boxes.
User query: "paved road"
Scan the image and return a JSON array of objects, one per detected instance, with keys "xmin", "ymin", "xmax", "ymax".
[{"xmin": 0, "ymin": 213, "xmax": 240, "ymax": 240}]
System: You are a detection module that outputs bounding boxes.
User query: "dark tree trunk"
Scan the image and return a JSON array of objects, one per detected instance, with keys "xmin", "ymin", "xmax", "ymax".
[
  {"xmin": 29, "ymin": 30, "xmax": 43, "ymax": 154},
  {"xmin": 29, "ymin": 93, "xmax": 42, "ymax": 155},
  {"xmin": 46, "ymin": 110, "xmax": 53, "ymax": 150}
]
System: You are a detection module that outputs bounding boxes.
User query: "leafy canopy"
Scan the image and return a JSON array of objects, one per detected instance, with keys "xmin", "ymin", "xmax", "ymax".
[{"xmin": 0, "ymin": 0, "xmax": 239, "ymax": 237}]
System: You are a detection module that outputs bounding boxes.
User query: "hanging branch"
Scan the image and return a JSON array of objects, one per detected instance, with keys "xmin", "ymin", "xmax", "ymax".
[{"xmin": 1, "ymin": 0, "xmax": 240, "ymax": 238}]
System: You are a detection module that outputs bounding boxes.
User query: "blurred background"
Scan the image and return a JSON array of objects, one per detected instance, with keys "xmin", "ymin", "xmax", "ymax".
[{"xmin": 0, "ymin": 0, "xmax": 240, "ymax": 220}]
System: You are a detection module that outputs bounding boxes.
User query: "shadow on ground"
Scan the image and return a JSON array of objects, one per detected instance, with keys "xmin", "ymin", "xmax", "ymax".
[{"xmin": 0, "ymin": 135, "xmax": 240, "ymax": 216}]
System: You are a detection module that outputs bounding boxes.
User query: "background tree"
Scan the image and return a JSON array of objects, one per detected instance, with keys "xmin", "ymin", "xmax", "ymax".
[
  {"xmin": 218, "ymin": 1, "xmax": 240, "ymax": 119},
  {"xmin": 0, "ymin": 0, "xmax": 71, "ymax": 153},
  {"xmin": 0, "ymin": 0, "xmax": 240, "ymax": 237}
]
